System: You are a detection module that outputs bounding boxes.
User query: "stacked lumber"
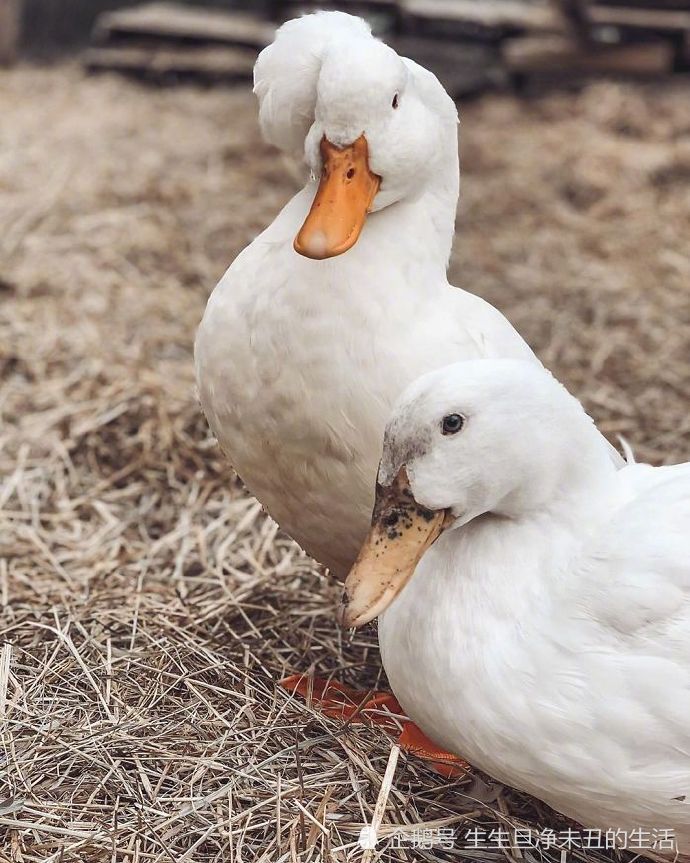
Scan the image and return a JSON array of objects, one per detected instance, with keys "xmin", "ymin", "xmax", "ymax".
[
  {"xmin": 505, "ymin": 35, "xmax": 675, "ymax": 77},
  {"xmin": 398, "ymin": 0, "xmax": 689, "ymax": 77},
  {"xmin": 85, "ymin": 3, "xmax": 274, "ymax": 82},
  {"xmin": 399, "ymin": 0, "xmax": 690, "ymax": 40},
  {"xmin": 400, "ymin": 0, "xmax": 566, "ymax": 39},
  {"xmin": 83, "ymin": 0, "xmax": 690, "ymax": 88},
  {"xmin": 507, "ymin": 1, "xmax": 690, "ymax": 78}
]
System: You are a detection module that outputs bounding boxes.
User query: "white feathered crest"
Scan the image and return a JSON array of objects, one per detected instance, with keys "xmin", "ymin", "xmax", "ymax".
[{"xmin": 253, "ymin": 12, "xmax": 372, "ymax": 154}]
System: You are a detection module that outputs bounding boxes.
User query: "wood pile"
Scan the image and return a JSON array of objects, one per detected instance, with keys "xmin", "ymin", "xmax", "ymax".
[
  {"xmin": 85, "ymin": 3, "xmax": 273, "ymax": 82},
  {"xmin": 83, "ymin": 0, "xmax": 690, "ymax": 90}
]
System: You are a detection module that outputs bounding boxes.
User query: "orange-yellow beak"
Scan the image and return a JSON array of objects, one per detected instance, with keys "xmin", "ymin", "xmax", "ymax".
[
  {"xmin": 294, "ymin": 134, "xmax": 381, "ymax": 260},
  {"xmin": 339, "ymin": 467, "xmax": 450, "ymax": 629}
]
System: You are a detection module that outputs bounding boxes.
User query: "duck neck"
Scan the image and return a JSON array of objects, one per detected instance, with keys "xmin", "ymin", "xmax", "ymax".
[
  {"xmin": 509, "ymin": 462, "xmax": 617, "ymax": 535},
  {"xmin": 439, "ymin": 444, "xmax": 619, "ymax": 604},
  {"xmin": 374, "ymin": 139, "xmax": 460, "ymax": 274}
]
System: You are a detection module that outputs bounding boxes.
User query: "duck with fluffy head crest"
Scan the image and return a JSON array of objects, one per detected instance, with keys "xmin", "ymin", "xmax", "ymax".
[
  {"xmin": 341, "ymin": 359, "xmax": 690, "ymax": 854},
  {"xmin": 195, "ymin": 12, "xmax": 618, "ymax": 578}
]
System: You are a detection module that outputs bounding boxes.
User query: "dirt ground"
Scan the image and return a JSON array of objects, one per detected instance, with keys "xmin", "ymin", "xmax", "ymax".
[{"xmin": 1, "ymin": 62, "xmax": 689, "ymax": 862}]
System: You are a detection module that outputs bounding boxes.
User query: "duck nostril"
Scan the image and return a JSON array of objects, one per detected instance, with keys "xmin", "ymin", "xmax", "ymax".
[{"xmin": 346, "ymin": 168, "xmax": 355, "ymax": 180}]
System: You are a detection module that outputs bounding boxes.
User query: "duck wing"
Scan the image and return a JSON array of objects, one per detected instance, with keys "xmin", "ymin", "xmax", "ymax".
[{"xmin": 581, "ymin": 462, "xmax": 690, "ymax": 639}]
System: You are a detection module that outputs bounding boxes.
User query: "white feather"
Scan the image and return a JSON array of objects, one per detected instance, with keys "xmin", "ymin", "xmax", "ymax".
[
  {"xmin": 253, "ymin": 12, "xmax": 372, "ymax": 153},
  {"xmin": 618, "ymin": 434, "xmax": 636, "ymax": 464}
]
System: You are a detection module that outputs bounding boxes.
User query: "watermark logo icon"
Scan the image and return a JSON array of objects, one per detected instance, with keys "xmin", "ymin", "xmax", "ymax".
[{"xmin": 358, "ymin": 824, "xmax": 378, "ymax": 850}]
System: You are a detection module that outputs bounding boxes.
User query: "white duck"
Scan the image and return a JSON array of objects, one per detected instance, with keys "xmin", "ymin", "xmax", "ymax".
[
  {"xmin": 195, "ymin": 12, "xmax": 613, "ymax": 578},
  {"xmin": 341, "ymin": 359, "xmax": 690, "ymax": 853}
]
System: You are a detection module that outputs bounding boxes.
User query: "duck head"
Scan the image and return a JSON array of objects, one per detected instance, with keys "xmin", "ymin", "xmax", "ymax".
[
  {"xmin": 254, "ymin": 12, "xmax": 459, "ymax": 260},
  {"xmin": 340, "ymin": 360, "xmax": 610, "ymax": 627}
]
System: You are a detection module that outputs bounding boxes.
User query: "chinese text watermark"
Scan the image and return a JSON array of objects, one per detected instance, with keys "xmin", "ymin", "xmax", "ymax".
[{"xmin": 367, "ymin": 825, "xmax": 679, "ymax": 852}]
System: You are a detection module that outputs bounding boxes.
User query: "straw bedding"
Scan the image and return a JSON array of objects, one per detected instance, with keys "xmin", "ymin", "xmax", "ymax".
[{"xmin": 1, "ymin": 63, "xmax": 689, "ymax": 862}]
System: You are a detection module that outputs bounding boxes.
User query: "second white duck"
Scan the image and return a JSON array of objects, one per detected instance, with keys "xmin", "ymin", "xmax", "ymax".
[{"xmin": 342, "ymin": 359, "xmax": 690, "ymax": 853}]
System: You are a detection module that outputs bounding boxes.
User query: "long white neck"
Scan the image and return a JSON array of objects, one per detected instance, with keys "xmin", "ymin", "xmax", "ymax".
[
  {"xmin": 373, "ymin": 132, "xmax": 460, "ymax": 271},
  {"xmin": 435, "ymin": 445, "xmax": 618, "ymax": 613},
  {"xmin": 506, "ymin": 447, "xmax": 618, "ymax": 529}
]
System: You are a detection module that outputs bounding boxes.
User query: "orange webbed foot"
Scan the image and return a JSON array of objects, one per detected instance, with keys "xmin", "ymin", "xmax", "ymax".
[
  {"xmin": 398, "ymin": 720, "xmax": 470, "ymax": 778},
  {"xmin": 279, "ymin": 674, "xmax": 401, "ymax": 726},
  {"xmin": 280, "ymin": 675, "xmax": 469, "ymax": 779}
]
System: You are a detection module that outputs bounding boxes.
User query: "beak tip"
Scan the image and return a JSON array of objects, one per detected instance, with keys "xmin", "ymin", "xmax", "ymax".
[
  {"xmin": 338, "ymin": 588, "xmax": 370, "ymax": 629},
  {"xmin": 337, "ymin": 593, "xmax": 355, "ymax": 629},
  {"xmin": 294, "ymin": 230, "xmax": 331, "ymax": 260},
  {"xmin": 338, "ymin": 598, "xmax": 377, "ymax": 630}
]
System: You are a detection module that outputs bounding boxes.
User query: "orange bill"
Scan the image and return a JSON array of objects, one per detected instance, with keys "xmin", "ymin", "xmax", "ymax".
[
  {"xmin": 339, "ymin": 467, "xmax": 450, "ymax": 629},
  {"xmin": 294, "ymin": 134, "xmax": 381, "ymax": 260}
]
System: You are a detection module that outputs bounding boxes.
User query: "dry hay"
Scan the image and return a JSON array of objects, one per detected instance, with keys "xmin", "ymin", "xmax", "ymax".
[{"xmin": 0, "ymin": 62, "xmax": 689, "ymax": 862}]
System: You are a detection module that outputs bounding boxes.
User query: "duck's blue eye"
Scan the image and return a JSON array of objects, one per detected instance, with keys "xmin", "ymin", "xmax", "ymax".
[
  {"xmin": 392, "ymin": 93, "xmax": 399, "ymax": 109},
  {"xmin": 441, "ymin": 414, "xmax": 464, "ymax": 435}
]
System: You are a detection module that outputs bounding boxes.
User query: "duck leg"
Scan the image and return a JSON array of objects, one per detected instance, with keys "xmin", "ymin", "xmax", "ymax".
[{"xmin": 280, "ymin": 674, "xmax": 469, "ymax": 779}]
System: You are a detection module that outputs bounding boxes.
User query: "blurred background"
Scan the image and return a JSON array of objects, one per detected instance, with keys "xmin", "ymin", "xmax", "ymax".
[{"xmin": 1, "ymin": 1, "xmax": 689, "ymax": 861}]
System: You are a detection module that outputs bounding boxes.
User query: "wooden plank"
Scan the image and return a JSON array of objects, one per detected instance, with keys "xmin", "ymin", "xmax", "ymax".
[
  {"xmin": 83, "ymin": 43, "xmax": 258, "ymax": 79},
  {"xmin": 596, "ymin": 0, "xmax": 690, "ymax": 10},
  {"xmin": 0, "ymin": 0, "xmax": 22, "ymax": 65},
  {"xmin": 402, "ymin": 0, "xmax": 690, "ymax": 39},
  {"xmin": 401, "ymin": 0, "xmax": 565, "ymax": 33},
  {"xmin": 505, "ymin": 33, "xmax": 674, "ymax": 74},
  {"xmin": 590, "ymin": 5, "xmax": 690, "ymax": 32},
  {"xmin": 94, "ymin": 3, "xmax": 275, "ymax": 49}
]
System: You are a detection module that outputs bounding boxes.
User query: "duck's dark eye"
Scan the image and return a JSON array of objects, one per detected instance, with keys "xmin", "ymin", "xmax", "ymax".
[
  {"xmin": 392, "ymin": 93, "xmax": 399, "ymax": 109},
  {"xmin": 441, "ymin": 413, "xmax": 465, "ymax": 435}
]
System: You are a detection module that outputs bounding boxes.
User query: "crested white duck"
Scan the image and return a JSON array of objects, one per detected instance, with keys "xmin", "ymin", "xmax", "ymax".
[
  {"xmin": 341, "ymin": 359, "xmax": 690, "ymax": 853},
  {"xmin": 195, "ymin": 12, "xmax": 616, "ymax": 578}
]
